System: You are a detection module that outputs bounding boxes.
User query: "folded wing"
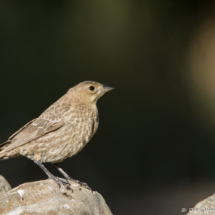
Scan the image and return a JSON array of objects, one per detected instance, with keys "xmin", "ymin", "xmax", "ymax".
[{"xmin": 0, "ymin": 104, "xmax": 71, "ymax": 154}]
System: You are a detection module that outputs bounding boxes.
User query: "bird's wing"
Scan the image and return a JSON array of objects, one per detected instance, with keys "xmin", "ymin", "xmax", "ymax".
[{"xmin": 0, "ymin": 104, "xmax": 71, "ymax": 153}]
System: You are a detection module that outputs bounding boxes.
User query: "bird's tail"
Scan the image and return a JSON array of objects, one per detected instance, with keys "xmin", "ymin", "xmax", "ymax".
[
  {"xmin": 0, "ymin": 140, "xmax": 12, "ymax": 160},
  {"xmin": 0, "ymin": 152, "xmax": 9, "ymax": 160}
]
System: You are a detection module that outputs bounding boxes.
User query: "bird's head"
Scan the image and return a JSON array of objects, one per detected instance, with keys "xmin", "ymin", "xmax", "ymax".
[{"xmin": 68, "ymin": 81, "xmax": 114, "ymax": 104}]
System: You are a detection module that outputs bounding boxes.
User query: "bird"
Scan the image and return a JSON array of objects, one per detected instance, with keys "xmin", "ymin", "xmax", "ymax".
[{"xmin": 0, "ymin": 81, "xmax": 114, "ymax": 190}]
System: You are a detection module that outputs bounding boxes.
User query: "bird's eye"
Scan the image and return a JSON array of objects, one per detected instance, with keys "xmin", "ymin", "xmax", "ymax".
[{"xmin": 89, "ymin": 86, "xmax": 94, "ymax": 91}]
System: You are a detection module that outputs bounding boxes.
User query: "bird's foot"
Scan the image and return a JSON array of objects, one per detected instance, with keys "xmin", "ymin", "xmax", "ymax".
[
  {"xmin": 68, "ymin": 177, "xmax": 92, "ymax": 191},
  {"xmin": 52, "ymin": 176, "xmax": 73, "ymax": 192}
]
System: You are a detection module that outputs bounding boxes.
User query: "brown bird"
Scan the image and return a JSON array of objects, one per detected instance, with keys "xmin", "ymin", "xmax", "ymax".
[{"xmin": 0, "ymin": 81, "xmax": 113, "ymax": 190}]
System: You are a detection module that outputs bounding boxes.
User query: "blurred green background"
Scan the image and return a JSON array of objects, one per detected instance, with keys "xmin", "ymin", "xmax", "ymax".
[{"xmin": 1, "ymin": 1, "xmax": 215, "ymax": 214}]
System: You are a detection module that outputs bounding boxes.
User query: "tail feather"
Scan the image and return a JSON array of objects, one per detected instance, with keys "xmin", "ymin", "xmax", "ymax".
[
  {"xmin": 0, "ymin": 140, "xmax": 10, "ymax": 149},
  {"xmin": 0, "ymin": 141, "xmax": 12, "ymax": 160},
  {"xmin": 0, "ymin": 151, "xmax": 9, "ymax": 160}
]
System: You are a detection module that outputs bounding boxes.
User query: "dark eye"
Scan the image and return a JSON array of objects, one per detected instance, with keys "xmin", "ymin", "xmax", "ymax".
[{"xmin": 89, "ymin": 86, "xmax": 94, "ymax": 91}]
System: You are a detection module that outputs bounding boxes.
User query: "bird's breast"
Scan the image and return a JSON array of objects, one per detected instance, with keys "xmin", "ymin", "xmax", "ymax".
[{"xmin": 64, "ymin": 109, "xmax": 98, "ymax": 157}]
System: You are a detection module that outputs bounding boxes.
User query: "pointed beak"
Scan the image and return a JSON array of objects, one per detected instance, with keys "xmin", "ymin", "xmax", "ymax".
[
  {"xmin": 102, "ymin": 84, "xmax": 114, "ymax": 93},
  {"xmin": 98, "ymin": 84, "xmax": 114, "ymax": 95}
]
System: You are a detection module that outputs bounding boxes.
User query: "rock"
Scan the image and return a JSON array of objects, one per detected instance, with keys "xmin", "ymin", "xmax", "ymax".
[
  {"xmin": 187, "ymin": 193, "xmax": 215, "ymax": 215},
  {"xmin": 0, "ymin": 178, "xmax": 113, "ymax": 215},
  {"xmin": 0, "ymin": 175, "xmax": 12, "ymax": 194}
]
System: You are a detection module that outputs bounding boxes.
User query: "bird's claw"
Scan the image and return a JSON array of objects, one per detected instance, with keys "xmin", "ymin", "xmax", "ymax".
[
  {"xmin": 54, "ymin": 177, "xmax": 73, "ymax": 192},
  {"xmin": 70, "ymin": 179, "xmax": 92, "ymax": 191},
  {"xmin": 56, "ymin": 177, "xmax": 70, "ymax": 184}
]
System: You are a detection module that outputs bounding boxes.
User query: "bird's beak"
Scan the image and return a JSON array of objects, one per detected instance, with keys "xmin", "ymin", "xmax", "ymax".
[{"xmin": 101, "ymin": 84, "xmax": 114, "ymax": 94}]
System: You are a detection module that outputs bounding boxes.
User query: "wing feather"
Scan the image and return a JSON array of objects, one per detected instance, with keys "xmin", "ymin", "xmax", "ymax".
[{"xmin": 0, "ymin": 103, "xmax": 71, "ymax": 153}]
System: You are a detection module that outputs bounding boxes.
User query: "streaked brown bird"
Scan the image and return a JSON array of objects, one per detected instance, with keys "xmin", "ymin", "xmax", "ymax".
[{"xmin": 0, "ymin": 81, "xmax": 114, "ymax": 190}]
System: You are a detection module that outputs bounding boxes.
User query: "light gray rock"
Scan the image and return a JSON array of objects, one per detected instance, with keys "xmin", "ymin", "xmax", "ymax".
[
  {"xmin": 187, "ymin": 193, "xmax": 215, "ymax": 215},
  {"xmin": 0, "ymin": 175, "xmax": 11, "ymax": 194},
  {"xmin": 0, "ymin": 178, "xmax": 113, "ymax": 215}
]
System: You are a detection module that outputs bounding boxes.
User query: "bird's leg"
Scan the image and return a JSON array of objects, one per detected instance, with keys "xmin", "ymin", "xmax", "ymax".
[
  {"xmin": 34, "ymin": 160, "xmax": 73, "ymax": 191},
  {"xmin": 53, "ymin": 163, "xmax": 91, "ymax": 191}
]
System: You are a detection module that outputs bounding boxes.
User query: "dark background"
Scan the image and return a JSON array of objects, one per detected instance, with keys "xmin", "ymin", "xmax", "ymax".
[{"xmin": 1, "ymin": 1, "xmax": 215, "ymax": 214}]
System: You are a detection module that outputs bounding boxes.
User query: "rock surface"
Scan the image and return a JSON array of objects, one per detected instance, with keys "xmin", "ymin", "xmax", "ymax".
[
  {"xmin": 0, "ymin": 175, "xmax": 12, "ymax": 194},
  {"xmin": 0, "ymin": 178, "xmax": 113, "ymax": 215},
  {"xmin": 187, "ymin": 193, "xmax": 215, "ymax": 215}
]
